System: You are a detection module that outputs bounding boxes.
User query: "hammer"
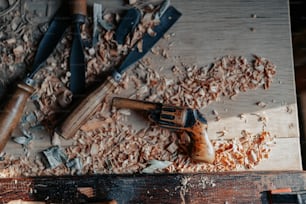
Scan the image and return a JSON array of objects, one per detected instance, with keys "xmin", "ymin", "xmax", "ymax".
[{"xmin": 112, "ymin": 97, "xmax": 215, "ymax": 163}]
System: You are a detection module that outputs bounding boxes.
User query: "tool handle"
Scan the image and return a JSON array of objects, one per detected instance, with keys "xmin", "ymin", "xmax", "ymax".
[
  {"xmin": 0, "ymin": 82, "xmax": 34, "ymax": 152},
  {"xmin": 186, "ymin": 122, "xmax": 215, "ymax": 163},
  {"xmin": 112, "ymin": 97, "xmax": 158, "ymax": 111},
  {"xmin": 57, "ymin": 76, "xmax": 118, "ymax": 139},
  {"xmin": 69, "ymin": 0, "xmax": 87, "ymax": 16}
]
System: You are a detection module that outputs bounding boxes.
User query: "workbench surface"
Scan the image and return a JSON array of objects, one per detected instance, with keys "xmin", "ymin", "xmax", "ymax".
[
  {"xmin": 99, "ymin": 0, "xmax": 302, "ymax": 170},
  {"xmin": 1, "ymin": 0, "xmax": 302, "ymax": 174},
  {"xmin": 158, "ymin": 0, "xmax": 302, "ymax": 170}
]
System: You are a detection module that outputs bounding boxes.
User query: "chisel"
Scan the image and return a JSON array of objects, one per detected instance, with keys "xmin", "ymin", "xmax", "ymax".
[{"xmin": 0, "ymin": 0, "xmax": 87, "ymax": 152}]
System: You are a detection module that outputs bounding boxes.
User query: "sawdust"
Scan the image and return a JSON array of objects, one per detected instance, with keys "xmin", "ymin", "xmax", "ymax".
[
  {"xmin": 175, "ymin": 175, "xmax": 216, "ymax": 204},
  {"xmin": 175, "ymin": 176, "xmax": 191, "ymax": 204}
]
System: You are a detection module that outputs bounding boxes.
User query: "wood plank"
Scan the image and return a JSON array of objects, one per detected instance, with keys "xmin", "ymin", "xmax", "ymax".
[
  {"xmin": 88, "ymin": 0, "xmax": 302, "ymax": 170},
  {"xmin": 254, "ymin": 138, "xmax": 302, "ymax": 170},
  {"xmin": 164, "ymin": 0, "xmax": 299, "ymax": 138},
  {"xmin": 1, "ymin": 171, "xmax": 306, "ymax": 203},
  {"xmin": 1, "ymin": 0, "xmax": 301, "ymax": 172}
]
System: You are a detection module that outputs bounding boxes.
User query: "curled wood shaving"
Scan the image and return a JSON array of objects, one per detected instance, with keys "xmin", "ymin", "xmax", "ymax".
[{"xmin": 142, "ymin": 160, "xmax": 172, "ymax": 173}]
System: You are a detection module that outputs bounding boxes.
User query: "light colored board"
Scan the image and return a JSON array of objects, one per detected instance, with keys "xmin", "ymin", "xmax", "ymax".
[
  {"xmin": 96, "ymin": 0, "xmax": 301, "ymax": 170},
  {"xmin": 146, "ymin": 0, "xmax": 301, "ymax": 169},
  {"xmin": 164, "ymin": 0, "xmax": 301, "ymax": 169},
  {"xmin": 254, "ymin": 137, "xmax": 302, "ymax": 170},
  {"xmin": 3, "ymin": 0, "xmax": 301, "ymax": 171}
]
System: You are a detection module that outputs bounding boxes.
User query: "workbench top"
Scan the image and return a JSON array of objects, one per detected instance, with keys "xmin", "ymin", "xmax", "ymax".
[
  {"xmin": 105, "ymin": 0, "xmax": 302, "ymax": 170},
  {"xmin": 156, "ymin": 0, "xmax": 302, "ymax": 170},
  {"xmin": 1, "ymin": 0, "xmax": 302, "ymax": 175}
]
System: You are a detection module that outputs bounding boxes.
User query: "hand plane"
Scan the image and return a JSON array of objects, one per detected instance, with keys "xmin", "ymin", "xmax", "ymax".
[{"xmin": 112, "ymin": 97, "xmax": 215, "ymax": 164}]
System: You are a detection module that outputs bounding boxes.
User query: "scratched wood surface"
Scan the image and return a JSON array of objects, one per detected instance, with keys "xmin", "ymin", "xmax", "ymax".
[
  {"xmin": 2, "ymin": 0, "xmax": 302, "ymax": 171},
  {"xmin": 1, "ymin": 171, "xmax": 306, "ymax": 203}
]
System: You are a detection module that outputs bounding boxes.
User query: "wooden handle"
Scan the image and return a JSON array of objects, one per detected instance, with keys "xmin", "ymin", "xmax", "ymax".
[
  {"xmin": 112, "ymin": 97, "xmax": 158, "ymax": 111},
  {"xmin": 0, "ymin": 82, "xmax": 34, "ymax": 152},
  {"xmin": 57, "ymin": 76, "xmax": 118, "ymax": 139},
  {"xmin": 187, "ymin": 122, "xmax": 215, "ymax": 163},
  {"xmin": 69, "ymin": 0, "xmax": 87, "ymax": 16}
]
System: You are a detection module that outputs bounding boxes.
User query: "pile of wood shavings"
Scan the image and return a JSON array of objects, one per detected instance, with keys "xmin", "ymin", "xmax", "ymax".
[
  {"xmin": 0, "ymin": 109, "xmax": 275, "ymax": 177},
  {"xmin": 129, "ymin": 55, "xmax": 276, "ymax": 108}
]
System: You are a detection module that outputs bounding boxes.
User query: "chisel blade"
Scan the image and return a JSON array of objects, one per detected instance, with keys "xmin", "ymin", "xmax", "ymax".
[
  {"xmin": 115, "ymin": 6, "xmax": 181, "ymax": 79},
  {"xmin": 115, "ymin": 8, "xmax": 141, "ymax": 45},
  {"xmin": 29, "ymin": 5, "xmax": 71, "ymax": 78}
]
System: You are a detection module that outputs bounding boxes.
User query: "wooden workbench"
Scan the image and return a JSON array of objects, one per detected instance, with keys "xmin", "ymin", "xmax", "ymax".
[
  {"xmin": 0, "ymin": 0, "xmax": 304, "ymax": 203},
  {"xmin": 1, "ymin": 0, "xmax": 302, "ymax": 174}
]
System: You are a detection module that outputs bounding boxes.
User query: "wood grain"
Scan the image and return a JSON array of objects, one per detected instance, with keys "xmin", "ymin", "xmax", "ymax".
[{"xmin": 1, "ymin": 171, "xmax": 306, "ymax": 203}]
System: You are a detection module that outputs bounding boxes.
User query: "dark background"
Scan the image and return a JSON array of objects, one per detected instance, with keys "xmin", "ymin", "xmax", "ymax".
[{"xmin": 290, "ymin": 0, "xmax": 306, "ymax": 169}]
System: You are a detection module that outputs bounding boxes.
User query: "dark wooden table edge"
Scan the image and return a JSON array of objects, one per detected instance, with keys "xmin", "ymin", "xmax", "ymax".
[{"xmin": 1, "ymin": 171, "xmax": 306, "ymax": 203}]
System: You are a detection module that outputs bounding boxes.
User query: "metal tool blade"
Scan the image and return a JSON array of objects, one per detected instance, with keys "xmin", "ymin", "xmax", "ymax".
[
  {"xmin": 70, "ymin": 21, "xmax": 86, "ymax": 95},
  {"xmin": 154, "ymin": 0, "xmax": 171, "ymax": 20},
  {"xmin": 29, "ymin": 5, "xmax": 71, "ymax": 78},
  {"xmin": 92, "ymin": 3, "xmax": 103, "ymax": 46},
  {"xmin": 92, "ymin": 3, "xmax": 115, "ymax": 47},
  {"xmin": 115, "ymin": 8, "xmax": 141, "ymax": 45},
  {"xmin": 113, "ymin": 6, "xmax": 181, "ymax": 80}
]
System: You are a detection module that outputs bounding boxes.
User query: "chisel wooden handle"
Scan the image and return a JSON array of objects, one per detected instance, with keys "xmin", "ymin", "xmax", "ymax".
[
  {"xmin": 57, "ymin": 76, "xmax": 118, "ymax": 139},
  {"xmin": 0, "ymin": 82, "xmax": 34, "ymax": 152},
  {"xmin": 69, "ymin": 0, "xmax": 87, "ymax": 16}
]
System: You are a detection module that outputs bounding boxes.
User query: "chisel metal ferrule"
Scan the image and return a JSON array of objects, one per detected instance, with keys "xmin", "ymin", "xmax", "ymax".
[
  {"xmin": 24, "ymin": 77, "xmax": 35, "ymax": 87},
  {"xmin": 73, "ymin": 14, "xmax": 86, "ymax": 24},
  {"xmin": 112, "ymin": 71, "xmax": 122, "ymax": 82}
]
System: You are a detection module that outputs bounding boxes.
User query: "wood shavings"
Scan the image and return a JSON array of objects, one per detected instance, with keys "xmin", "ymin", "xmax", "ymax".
[
  {"xmin": 128, "ymin": 0, "xmax": 137, "ymax": 5},
  {"xmin": 7, "ymin": 200, "xmax": 45, "ymax": 204},
  {"xmin": 198, "ymin": 176, "xmax": 216, "ymax": 189},
  {"xmin": 239, "ymin": 113, "xmax": 246, "ymax": 119},
  {"xmin": 0, "ymin": 125, "xmax": 274, "ymax": 176},
  {"xmin": 132, "ymin": 55, "xmax": 276, "ymax": 109},
  {"xmin": 217, "ymin": 128, "xmax": 228, "ymax": 137},
  {"xmin": 213, "ymin": 130, "xmax": 274, "ymax": 170},
  {"xmin": 142, "ymin": 160, "xmax": 172, "ymax": 173},
  {"xmin": 251, "ymin": 112, "xmax": 268, "ymax": 126},
  {"xmin": 51, "ymin": 132, "xmax": 61, "ymax": 146},
  {"xmin": 6, "ymin": 38, "xmax": 16, "ymax": 44},
  {"xmin": 256, "ymin": 101, "xmax": 267, "ymax": 108},
  {"xmin": 77, "ymin": 187, "xmax": 95, "ymax": 198},
  {"xmin": 166, "ymin": 142, "xmax": 178, "ymax": 154},
  {"xmin": 13, "ymin": 45, "xmax": 23, "ymax": 56},
  {"xmin": 286, "ymin": 105, "xmax": 293, "ymax": 114},
  {"xmin": 175, "ymin": 176, "xmax": 192, "ymax": 204}
]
